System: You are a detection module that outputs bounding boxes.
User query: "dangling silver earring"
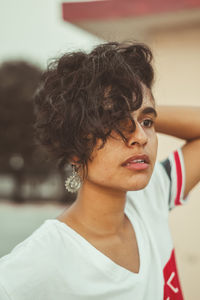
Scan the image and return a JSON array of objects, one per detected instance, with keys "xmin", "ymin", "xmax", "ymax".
[{"xmin": 65, "ymin": 165, "xmax": 81, "ymax": 193}]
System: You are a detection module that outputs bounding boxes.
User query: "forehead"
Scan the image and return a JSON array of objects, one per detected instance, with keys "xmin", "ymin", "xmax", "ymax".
[
  {"xmin": 142, "ymin": 85, "xmax": 154, "ymax": 105},
  {"xmin": 134, "ymin": 86, "xmax": 155, "ymax": 115}
]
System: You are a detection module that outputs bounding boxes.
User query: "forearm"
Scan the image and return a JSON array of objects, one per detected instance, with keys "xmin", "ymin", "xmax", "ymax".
[{"xmin": 155, "ymin": 106, "xmax": 200, "ymax": 141}]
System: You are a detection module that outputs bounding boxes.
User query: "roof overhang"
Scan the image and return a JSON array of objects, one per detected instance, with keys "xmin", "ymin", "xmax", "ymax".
[{"xmin": 62, "ymin": 0, "xmax": 200, "ymax": 40}]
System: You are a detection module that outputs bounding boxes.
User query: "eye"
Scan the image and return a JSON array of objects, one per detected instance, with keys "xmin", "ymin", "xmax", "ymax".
[{"xmin": 141, "ymin": 119, "xmax": 154, "ymax": 128}]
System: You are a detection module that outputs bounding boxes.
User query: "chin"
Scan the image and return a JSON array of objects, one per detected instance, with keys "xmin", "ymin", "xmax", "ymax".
[{"xmin": 125, "ymin": 176, "xmax": 152, "ymax": 192}]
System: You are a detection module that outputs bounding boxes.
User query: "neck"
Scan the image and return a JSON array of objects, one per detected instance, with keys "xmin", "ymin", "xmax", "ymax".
[{"xmin": 65, "ymin": 180, "xmax": 127, "ymax": 236}]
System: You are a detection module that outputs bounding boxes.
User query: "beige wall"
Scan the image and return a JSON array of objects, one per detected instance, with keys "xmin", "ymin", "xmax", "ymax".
[{"xmin": 149, "ymin": 24, "xmax": 200, "ymax": 299}]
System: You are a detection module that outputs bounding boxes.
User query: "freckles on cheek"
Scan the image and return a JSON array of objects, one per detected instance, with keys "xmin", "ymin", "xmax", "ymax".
[
  {"xmin": 99, "ymin": 158, "xmax": 115, "ymax": 174},
  {"xmin": 95, "ymin": 156, "xmax": 118, "ymax": 181}
]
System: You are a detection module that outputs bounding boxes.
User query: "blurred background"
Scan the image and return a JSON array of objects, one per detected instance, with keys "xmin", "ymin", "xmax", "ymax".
[{"xmin": 0, "ymin": 0, "xmax": 200, "ymax": 298}]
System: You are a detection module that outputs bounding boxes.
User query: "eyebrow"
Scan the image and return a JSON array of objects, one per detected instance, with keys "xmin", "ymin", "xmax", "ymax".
[{"xmin": 140, "ymin": 107, "xmax": 157, "ymax": 117}]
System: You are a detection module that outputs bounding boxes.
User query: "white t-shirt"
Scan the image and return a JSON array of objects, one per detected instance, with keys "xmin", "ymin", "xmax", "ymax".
[{"xmin": 0, "ymin": 148, "xmax": 188, "ymax": 300}]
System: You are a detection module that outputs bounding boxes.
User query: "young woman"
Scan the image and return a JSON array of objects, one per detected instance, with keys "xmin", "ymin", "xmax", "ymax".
[{"xmin": 0, "ymin": 42, "xmax": 199, "ymax": 300}]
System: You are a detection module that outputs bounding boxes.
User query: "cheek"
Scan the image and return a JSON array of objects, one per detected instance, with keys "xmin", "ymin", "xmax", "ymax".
[
  {"xmin": 93, "ymin": 152, "xmax": 118, "ymax": 173},
  {"xmin": 152, "ymin": 137, "xmax": 158, "ymax": 166},
  {"xmin": 86, "ymin": 159, "xmax": 116, "ymax": 185},
  {"xmin": 149, "ymin": 129, "xmax": 158, "ymax": 146},
  {"xmin": 86, "ymin": 142, "xmax": 122, "ymax": 181},
  {"xmin": 152, "ymin": 132, "xmax": 158, "ymax": 151},
  {"xmin": 147, "ymin": 131, "xmax": 158, "ymax": 159}
]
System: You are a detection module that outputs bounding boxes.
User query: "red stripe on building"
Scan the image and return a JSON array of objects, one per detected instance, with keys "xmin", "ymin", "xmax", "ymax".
[
  {"xmin": 62, "ymin": 0, "xmax": 200, "ymax": 22},
  {"xmin": 174, "ymin": 151, "xmax": 183, "ymax": 206}
]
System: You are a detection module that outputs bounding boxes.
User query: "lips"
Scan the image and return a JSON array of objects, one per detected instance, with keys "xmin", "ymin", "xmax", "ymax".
[{"xmin": 122, "ymin": 154, "xmax": 150, "ymax": 166}]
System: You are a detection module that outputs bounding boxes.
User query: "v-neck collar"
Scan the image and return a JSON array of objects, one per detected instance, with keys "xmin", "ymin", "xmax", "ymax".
[{"xmin": 46, "ymin": 206, "xmax": 146, "ymax": 282}]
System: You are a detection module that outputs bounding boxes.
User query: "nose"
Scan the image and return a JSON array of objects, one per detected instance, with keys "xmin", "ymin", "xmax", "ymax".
[{"xmin": 127, "ymin": 122, "xmax": 148, "ymax": 147}]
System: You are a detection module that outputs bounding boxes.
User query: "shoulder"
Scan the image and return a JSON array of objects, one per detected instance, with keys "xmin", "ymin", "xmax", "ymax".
[
  {"xmin": 0, "ymin": 220, "xmax": 61, "ymax": 296},
  {"xmin": 1, "ymin": 219, "xmax": 57, "ymax": 260}
]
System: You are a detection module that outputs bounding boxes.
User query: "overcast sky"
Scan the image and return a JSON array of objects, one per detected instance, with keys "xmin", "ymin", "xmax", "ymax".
[{"xmin": 0, "ymin": 0, "xmax": 103, "ymax": 67}]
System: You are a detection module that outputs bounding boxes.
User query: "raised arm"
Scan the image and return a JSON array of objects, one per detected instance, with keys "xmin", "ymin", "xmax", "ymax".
[{"xmin": 155, "ymin": 106, "xmax": 200, "ymax": 197}]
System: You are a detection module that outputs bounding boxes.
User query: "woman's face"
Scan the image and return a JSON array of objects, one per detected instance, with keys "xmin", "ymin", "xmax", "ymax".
[{"xmin": 84, "ymin": 87, "xmax": 158, "ymax": 193}]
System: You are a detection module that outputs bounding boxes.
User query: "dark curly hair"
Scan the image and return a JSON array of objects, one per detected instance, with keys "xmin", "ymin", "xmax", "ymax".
[{"xmin": 34, "ymin": 41, "xmax": 154, "ymax": 174}]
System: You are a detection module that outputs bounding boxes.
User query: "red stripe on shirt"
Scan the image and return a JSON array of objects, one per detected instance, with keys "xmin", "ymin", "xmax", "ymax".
[
  {"xmin": 163, "ymin": 248, "xmax": 184, "ymax": 299},
  {"xmin": 174, "ymin": 151, "xmax": 182, "ymax": 206}
]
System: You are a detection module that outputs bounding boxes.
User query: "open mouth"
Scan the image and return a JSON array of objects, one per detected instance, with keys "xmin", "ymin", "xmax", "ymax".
[{"xmin": 122, "ymin": 155, "xmax": 150, "ymax": 170}]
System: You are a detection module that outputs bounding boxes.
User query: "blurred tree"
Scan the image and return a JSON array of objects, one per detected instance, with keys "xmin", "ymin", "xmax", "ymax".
[
  {"xmin": 0, "ymin": 61, "xmax": 41, "ymax": 168},
  {"xmin": 0, "ymin": 61, "xmax": 75, "ymax": 203}
]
